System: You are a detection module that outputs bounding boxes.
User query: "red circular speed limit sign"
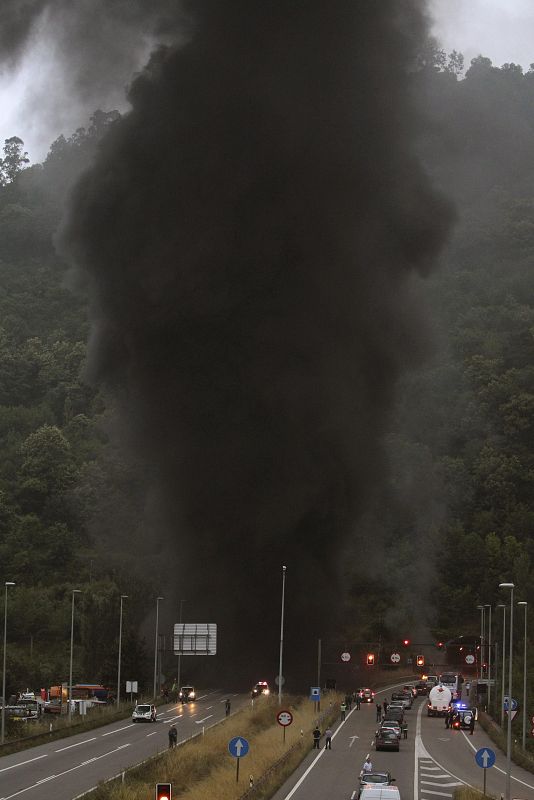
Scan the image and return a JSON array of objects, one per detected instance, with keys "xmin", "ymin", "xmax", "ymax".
[{"xmin": 277, "ymin": 709, "xmax": 293, "ymax": 727}]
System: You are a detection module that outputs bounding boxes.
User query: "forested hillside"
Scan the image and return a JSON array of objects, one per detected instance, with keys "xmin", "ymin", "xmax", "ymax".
[{"xmin": 1, "ymin": 49, "xmax": 534, "ymax": 695}]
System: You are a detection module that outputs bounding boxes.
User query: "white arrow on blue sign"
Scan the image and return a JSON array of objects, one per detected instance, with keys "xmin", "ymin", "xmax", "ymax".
[
  {"xmin": 228, "ymin": 736, "xmax": 250, "ymax": 758},
  {"xmin": 475, "ymin": 747, "xmax": 496, "ymax": 769},
  {"xmin": 310, "ymin": 687, "xmax": 321, "ymax": 701},
  {"xmin": 503, "ymin": 696, "xmax": 518, "ymax": 711}
]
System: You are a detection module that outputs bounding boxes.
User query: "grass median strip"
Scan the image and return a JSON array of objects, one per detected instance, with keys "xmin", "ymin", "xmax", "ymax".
[{"xmin": 86, "ymin": 693, "xmax": 342, "ymax": 800}]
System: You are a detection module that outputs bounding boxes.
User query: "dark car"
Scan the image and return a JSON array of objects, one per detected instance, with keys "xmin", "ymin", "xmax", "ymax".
[
  {"xmin": 358, "ymin": 772, "xmax": 395, "ymax": 797},
  {"xmin": 450, "ymin": 705, "xmax": 476, "ymax": 730},
  {"xmin": 415, "ymin": 680, "xmax": 428, "ymax": 696},
  {"xmin": 375, "ymin": 728, "xmax": 400, "ymax": 751},
  {"xmin": 384, "ymin": 707, "xmax": 403, "ymax": 723}
]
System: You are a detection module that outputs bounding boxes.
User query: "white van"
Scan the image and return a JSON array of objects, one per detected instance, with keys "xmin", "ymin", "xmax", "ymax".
[{"xmin": 360, "ymin": 787, "xmax": 401, "ymax": 800}]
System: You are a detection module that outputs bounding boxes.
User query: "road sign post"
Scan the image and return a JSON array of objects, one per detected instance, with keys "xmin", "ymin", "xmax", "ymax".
[
  {"xmin": 277, "ymin": 709, "xmax": 293, "ymax": 744},
  {"xmin": 341, "ymin": 652, "xmax": 351, "ymax": 662},
  {"xmin": 228, "ymin": 736, "xmax": 249, "ymax": 783},
  {"xmin": 475, "ymin": 747, "xmax": 495, "ymax": 796},
  {"xmin": 390, "ymin": 653, "xmax": 400, "ymax": 664}
]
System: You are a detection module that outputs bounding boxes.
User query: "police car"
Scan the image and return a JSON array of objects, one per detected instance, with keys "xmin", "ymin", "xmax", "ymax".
[{"xmin": 450, "ymin": 701, "xmax": 476, "ymax": 729}]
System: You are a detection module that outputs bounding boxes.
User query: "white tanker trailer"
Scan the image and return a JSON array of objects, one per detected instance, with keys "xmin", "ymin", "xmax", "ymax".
[{"xmin": 427, "ymin": 685, "xmax": 452, "ymax": 717}]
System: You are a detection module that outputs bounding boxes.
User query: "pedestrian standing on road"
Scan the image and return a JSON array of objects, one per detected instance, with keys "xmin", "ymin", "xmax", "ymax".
[
  {"xmin": 324, "ymin": 727, "xmax": 332, "ymax": 749},
  {"xmin": 168, "ymin": 724, "xmax": 177, "ymax": 749},
  {"xmin": 312, "ymin": 725, "xmax": 321, "ymax": 749},
  {"xmin": 225, "ymin": 699, "xmax": 231, "ymax": 717},
  {"xmin": 340, "ymin": 701, "xmax": 346, "ymax": 721},
  {"xmin": 376, "ymin": 702, "xmax": 382, "ymax": 721},
  {"xmin": 356, "ymin": 692, "xmax": 361, "ymax": 710},
  {"xmin": 383, "ymin": 698, "xmax": 389, "ymax": 716},
  {"xmin": 469, "ymin": 714, "xmax": 475, "ymax": 735},
  {"xmin": 402, "ymin": 721, "xmax": 408, "ymax": 739},
  {"xmin": 362, "ymin": 756, "xmax": 373, "ymax": 774},
  {"xmin": 346, "ymin": 694, "xmax": 352, "ymax": 711}
]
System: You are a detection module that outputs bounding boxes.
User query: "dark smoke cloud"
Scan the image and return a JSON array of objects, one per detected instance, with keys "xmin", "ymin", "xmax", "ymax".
[{"xmin": 61, "ymin": 0, "xmax": 454, "ymax": 683}]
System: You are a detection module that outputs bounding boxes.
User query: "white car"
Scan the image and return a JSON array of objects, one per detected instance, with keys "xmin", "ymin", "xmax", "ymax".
[{"xmin": 132, "ymin": 703, "xmax": 157, "ymax": 722}]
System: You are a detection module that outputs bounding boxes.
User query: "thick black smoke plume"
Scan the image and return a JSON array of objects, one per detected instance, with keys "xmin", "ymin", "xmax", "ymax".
[{"xmin": 61, "ymin": 1, "xmax": 453, "ymax": 684}]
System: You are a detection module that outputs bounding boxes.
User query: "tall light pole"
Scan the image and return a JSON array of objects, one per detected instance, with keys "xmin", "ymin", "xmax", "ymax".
[
  {"xmin": 1, "ymin": 581, "xmax": 15, "ymax": 745},
  {"xmin": 68, "ymin": 589, "xmax": 82, "ymax": 723},
  {"xmin": 499, "ymin": 582, "xmax": 514, "ymax": 800},
  {"xmin": 477, "ymin": 605, "xmax": 485, "ymax": 685},
  {"xmin": 518, "ymin": 601, "xmax": 527, "ymax": 750},
  {"xmin": 153, "ymin": 597, "xmax": 164, "ymax": 700},
  {"xmin": 117, "ymin": 595, "xmax": 128, "ymax": 708},
  {"xmin": 485, "ymin": 604, "xmax": 492, "ymax": 711},
  {"xmin": 278, "ymin": 566, "xmax": 287, "ymax": 706},
  {"xmin": 176, "ymin": 599, "xmax": 186, "ymax": 692},
  {"xmin": 497, "ymin": 603, "xmax": 507, "ymax": 729}
]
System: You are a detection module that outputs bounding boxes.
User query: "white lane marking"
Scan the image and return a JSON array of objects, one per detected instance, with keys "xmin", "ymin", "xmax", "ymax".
[
  {"xmin": 146, "ymin": 732, "xmax": 158, "ymax": 737},
  {"xmin": 166, "ymin": 716, "xmax": 182, "ymax": 723},
  {"xmin": 349, "ymin": 735, "xmax": 359, "ymax": 747},
  {"xmin": 205, "ymin": 705, "xmax": 213, "ymax": 710},
  {"xmin": 195, "ymin": 715, "xmax": 213, "ymax": 724},
  {"xmin": 421, "ymin": 781, "xmax": 462, "ymax": 787},
  {"xmin": 1, "ymin": 745, "xmax": 130, "ymax": 799},
  {"xmin": 421, "ymin": 773, "xmax": 454, "ymax": 779},
  {"xmin": 416, "ymin": 700, "xmax": 469, "ymax": 794},
  {"xmin": 101, "ymin": 723, "xmax": 136, "ymax": 736},
  {"xmin": 460, "ymin": 729, "xmax": 534, "ymax": 790},
  {"xmin": 55, "ymin": 737, "xmax": 97, "ymax": 752},
  {"xmin": 351, "ymin": 792, "xmax": 357, "ymax": 799},
  {"xmin": 34, "ymin": 776, "xmax": 55, "ymax": 785},
  {"xmin": 0, "ymin": 755, "xmax": 47, "ymax": 774},
  {"xmin": 421, "ymin": 767, "xmax": 441, "ymax": 772},
  {"xmin": 420, "ymin": 791, "xmax": 452, "ymax": 797}
]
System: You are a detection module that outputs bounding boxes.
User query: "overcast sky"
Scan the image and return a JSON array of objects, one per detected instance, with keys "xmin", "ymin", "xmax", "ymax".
[{"xmin": 1, "ymin": 1, "xmax": 533, "ymax": 165}]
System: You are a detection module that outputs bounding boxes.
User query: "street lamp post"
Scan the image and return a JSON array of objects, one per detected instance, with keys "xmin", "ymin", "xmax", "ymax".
[
  {"xmin": 68, "ymin": 589, "xmax": 82, "ymax": 723},
  {"xmin": 499, "ymin": 582, "xmax": 515, "ymax": 800},
  {"xmin": 477, "ymin": 605, "xmax": 485, "ymax": 685},
  {"xmin": 518, "ymin": 601, "xmax": 528, "ymax": 750},
  {"xmin": 497, "ymin": 603, "xmax": 506, "ymax": 729},
  {"xmin": 176, "ymin": 599, "xmax": 186, "ymax": 691},
  {"xmin": 1, "ymin": 581, "xmax": 15, "ymax": 745},
  {"xmin": 117, "ymin": 595, "xmax": 128, "ymax": 708},
  {"xmin": 153, "ymin": 597, "xmax": 164, "ymax": 700},
  {"xmin": 485, "ymin": 604, "xmax": 492, "ymax": 712},
  {"xmin": 278, "ymin": 566, "xmax": 287, "ymax": 706}
]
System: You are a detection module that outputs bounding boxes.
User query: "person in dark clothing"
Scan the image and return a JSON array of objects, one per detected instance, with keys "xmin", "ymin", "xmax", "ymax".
[
  {"xmin": 382, "ymin": 698, "xmax": 389, "ymax": 716},
  {"xmin": 376, "ymin": 702, "xmax": 382, "ymax": 721},
  {"xmin": 469, "ymin": 714, "xmax": 475, "ymax": 735},
  {"xmin": 312, "ymin": 726, "xmax": 321, "ymax": 749},
  {"xmin": 346, "ymin": 694, "xmax": 352, "ymax": 711},
  {"xmin": 402, "ymin": 721, "xmax": 408, "ymax": 739},
  {"xmin": 168, "ymin": 724, "xmax": 178, "ymax": 748},
  {"xmin": 356, "ymin": 692, "xmax": 361, "ymax": 710},
  {"xmin": 225, "ymin": 699, "xmax": 231, "ymax": 716}
]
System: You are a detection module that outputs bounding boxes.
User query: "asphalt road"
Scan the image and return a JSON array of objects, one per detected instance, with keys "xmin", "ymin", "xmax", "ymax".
[
  {"xmin": 0, "ymin": 689, "xmax": 247, "ymax": 800},
  {"xmin": 271, "ymin": 682, "xmax": 534, "ymax": 800}
]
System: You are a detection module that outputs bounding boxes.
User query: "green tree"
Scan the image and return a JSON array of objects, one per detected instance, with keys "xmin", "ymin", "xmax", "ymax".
[{"xmin": 0, "ymin": 136, "xmax": 30, "ymax": 185}]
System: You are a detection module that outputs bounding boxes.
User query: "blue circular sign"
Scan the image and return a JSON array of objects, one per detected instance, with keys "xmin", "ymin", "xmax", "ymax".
[
  {"xmin": 228, "ymin": 736, "xmax": 250, "ymax": 758},
  {"xmin": 475, "ymin": 748, "xmax": 496, "ymax": 769}
]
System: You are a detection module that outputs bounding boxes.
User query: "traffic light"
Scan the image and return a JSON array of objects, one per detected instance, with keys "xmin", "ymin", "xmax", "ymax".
[
  {"xmin": 416, "ymin": 655, "xmax": 425, "ymax": 667},
  {"xmin": 436, "ymin": 641, "xmax": 444, "ymax": 649},
  {"xmin": 156, "ymin": 784, "xmax": 172, "ymax": 800},
  {"xmin": 402, "ymin": 639, "xmax": 410, "ymax": 647},
  {"xmin": 367, "ymin": 653, "xmax": 375, "ymax": 665}
]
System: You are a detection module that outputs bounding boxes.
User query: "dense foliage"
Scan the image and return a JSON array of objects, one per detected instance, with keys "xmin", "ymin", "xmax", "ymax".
[{"xmin": 1, "ymin": 49, "xmax": 534, "ymax": 707}]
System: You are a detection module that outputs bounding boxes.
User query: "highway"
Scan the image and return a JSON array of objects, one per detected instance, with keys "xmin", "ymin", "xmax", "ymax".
[
  {"xmin": 0, "ymin": 690, "xmax": 246, "ymax": 800},
  {"xmin": 271, "ymin": 682, "xmax": 534, "ymax": 800}
]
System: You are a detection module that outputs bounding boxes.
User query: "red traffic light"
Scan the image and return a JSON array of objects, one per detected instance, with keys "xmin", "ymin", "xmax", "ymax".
[
  {"xmin": 156, "ymin": 784, "xmax": 172, "ymax": 800},
  {"xmin": 402, "ymin": 639, "xmax": 410, "ymax": 647},
  {"xmin": 367, "ymin": 653, "xmax": 375, "ymax": 665},
  {"xmin": 416, "ymin": 655, "xmax": 425, "ymax": 667},
  {"xmin": 437, "ymin": 641, "xmax": 444, "ymax": 649}
]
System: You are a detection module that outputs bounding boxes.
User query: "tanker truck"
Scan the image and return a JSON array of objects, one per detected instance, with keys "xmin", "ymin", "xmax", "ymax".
[{"xmin": 427, "ymin": 685, "xmax": 452, "ymax": 717}]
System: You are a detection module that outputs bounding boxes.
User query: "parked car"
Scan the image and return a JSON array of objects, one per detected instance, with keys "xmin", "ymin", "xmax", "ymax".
[
  {"xmin": 359, "ymin": 786, "xmax": 401, "ymax": 799},
  {"xmin": 132, "ymin": 703, "xmax": 157, "ymax": 722},
  {"xmin": 358, "ymin": 772, "xmax": 396, "ymax": 797},
  {"xmin": 379, "ymin": 721, "xmax": 402, "ymax": 739},
  {"xmin": 375, "ymin": 728, "xmax": 400, "ymax": 751}
]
